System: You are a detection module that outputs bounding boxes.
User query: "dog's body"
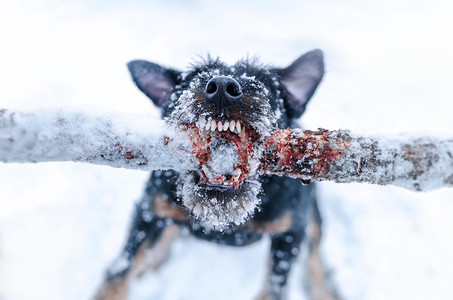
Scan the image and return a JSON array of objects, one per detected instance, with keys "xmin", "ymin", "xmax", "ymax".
[{"xmin": 96, "ymin": 50, "xmax": 339, "ymax": 300}]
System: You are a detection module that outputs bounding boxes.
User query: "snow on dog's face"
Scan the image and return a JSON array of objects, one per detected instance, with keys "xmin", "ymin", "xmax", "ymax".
[{"xmin": 128, "ymin": 51, "xmax": 324, "ymax": 228}]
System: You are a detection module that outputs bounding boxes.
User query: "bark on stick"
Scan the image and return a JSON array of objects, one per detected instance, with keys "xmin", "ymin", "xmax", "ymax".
[{"xmin": 262, "ymin": 128, "xmax": 453, "ymax": 191}]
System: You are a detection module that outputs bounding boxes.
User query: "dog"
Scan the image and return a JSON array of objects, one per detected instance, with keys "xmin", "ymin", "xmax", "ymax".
[{"xmin": 95, "ymin": 50, "xmax": 339, "ymax": 300}]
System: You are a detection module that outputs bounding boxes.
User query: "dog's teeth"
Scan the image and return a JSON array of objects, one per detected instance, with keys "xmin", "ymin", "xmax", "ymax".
[
  {"xmin": 223, "ymin": 121, "xmax": 229, "ymax": 131},
  {"xmin": 217, "ymin": 122, "xmax": 223, "ymax": 131},
  {"xmin": 229, "ymin": 120, "xmax": 235, "ymax": 132},
  {"xmin": 235, "ymin": 121, "xmax": 241, "ymax": 133},
  {"xmin": 205, "ymin": 120, "xmax": 212, "ymax": 131},
  {"xmin": 231, "ymin": 168, "xmax": 242, "ymax": 183},
  {"xmin": 211, "ymin": 122, "xmax": 216, "ymax": 132},
  {"xmin": 202, "ymin": 164, "xmax": 212, "ymax": 179}
]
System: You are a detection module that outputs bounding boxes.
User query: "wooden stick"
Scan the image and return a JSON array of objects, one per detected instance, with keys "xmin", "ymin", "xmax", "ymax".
[{"xmin": 1, "ymin": 109, "xmax": 452, "ymax": 191}]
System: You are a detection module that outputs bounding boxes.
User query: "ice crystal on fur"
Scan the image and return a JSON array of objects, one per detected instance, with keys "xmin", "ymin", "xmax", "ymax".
[{"xmin": 178, "ymin": 172, "xmax": 262, "ymax": 227}]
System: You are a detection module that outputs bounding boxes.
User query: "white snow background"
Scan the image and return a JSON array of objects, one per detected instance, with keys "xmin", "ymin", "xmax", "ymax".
[{"xmin": 1, "ymin": 1, "xmax": 453, "ymax": 299}]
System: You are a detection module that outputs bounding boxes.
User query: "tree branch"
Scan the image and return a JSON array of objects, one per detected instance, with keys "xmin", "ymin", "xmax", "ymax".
[{"xmin": 1, "ymin": 109, "xmax": 452, "ymax": 191}]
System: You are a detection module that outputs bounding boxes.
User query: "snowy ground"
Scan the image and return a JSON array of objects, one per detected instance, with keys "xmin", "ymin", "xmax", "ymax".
[{"xmin": 1, "ymin": 1, "xmax": 453, "ymax": 299}]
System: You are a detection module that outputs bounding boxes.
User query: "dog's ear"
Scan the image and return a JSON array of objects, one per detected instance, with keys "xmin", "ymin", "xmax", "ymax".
[
  {"xmin": 128, "ymin": 60, "xmax": 180, "ymax": 107},
  {"xmin": 277, "ymin": 49, "xmax": 324, "ymax": 118}
]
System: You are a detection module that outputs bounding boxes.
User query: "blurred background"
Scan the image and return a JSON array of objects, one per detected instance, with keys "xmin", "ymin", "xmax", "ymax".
[{"xmin": 1, "ymin": 0, "xmax": 453, "ymax": 299}]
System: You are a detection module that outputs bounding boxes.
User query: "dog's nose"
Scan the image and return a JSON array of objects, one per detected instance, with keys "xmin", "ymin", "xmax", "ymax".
[{"xmin": 204, "ymin": 76, "xmax": 243, "ymax": 107}]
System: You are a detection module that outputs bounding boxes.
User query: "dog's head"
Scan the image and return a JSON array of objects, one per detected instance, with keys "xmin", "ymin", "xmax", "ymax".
[{"xmin": 128, "ymin": 50, "xmax": 324, "ymax": 228}]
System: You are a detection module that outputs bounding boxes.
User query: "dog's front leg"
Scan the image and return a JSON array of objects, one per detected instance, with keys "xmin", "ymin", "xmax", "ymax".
[
  {"xmin": 94, "ymin": 201, "xmax": 175, "ymax": 300},
  {"xmin": 304, "ymin": 201, "xmax": 342, "ymax": 300},
  {"xmin": 257, "ymin": 230, "xmax": 305, "ymax": 300}
]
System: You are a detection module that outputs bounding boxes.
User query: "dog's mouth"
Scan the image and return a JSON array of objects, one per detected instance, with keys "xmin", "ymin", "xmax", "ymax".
[
  {"xmin": 169, "ymin": 85, "xmax": 276, "ymax": 227},
  {"xmin": 184, "ymin": 117, "xmax": 261, "ymax": 190},
  {"xmin": 175, "ymin": 117, "xmax": 265, "ymax": 227}
]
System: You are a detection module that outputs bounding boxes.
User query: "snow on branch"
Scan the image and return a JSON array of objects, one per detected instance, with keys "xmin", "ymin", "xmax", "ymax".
[
  {"xmin": 0, "ymin": 108, "xmax": 195, "ymax": 173},
  {"xmin": 1, "ymin": 108, "xmax": 453, "ymax": 192}
]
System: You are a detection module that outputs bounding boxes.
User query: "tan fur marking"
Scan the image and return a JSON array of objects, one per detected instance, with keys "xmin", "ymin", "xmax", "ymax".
[
  {"xmin": 252, "ymin": 210, "xmax": 293, "ymax": 234},
  {"xmin": 304, "ymin": 216, "xmax": 342, "ymax": 300},
  {"xmin": 94, "ymin": 277, "xmax": 129, "ymax": 300},
  {"xmin": 94, "ymin": 225, "xmax": 180, "ymax": 300},
  {"xmin": 94, "ymin": 244, "xmax": 150, "ymax": 300},
  {"xmin": 135, "ymin": 225, "xmax": 180, "ymax": 276},
  {"xmin": 255, "ymin": 292, "xmax": 275, "ymax": 300},
  {"xmin": 306, "ymin": 245, "xmax": 338, "ymax": 300},
  {"xmin": 153, "ymin": 194, "xmax": 188, "ymax": 221},
  {"xmin": 131, "ymin": 239, "xmax": 151, "ymax": 276}
]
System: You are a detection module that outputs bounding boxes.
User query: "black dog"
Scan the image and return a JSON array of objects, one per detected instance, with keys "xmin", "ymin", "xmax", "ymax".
[{"xmin": 95, "ymin": 50, "xmax": 338, "ymax": 300}]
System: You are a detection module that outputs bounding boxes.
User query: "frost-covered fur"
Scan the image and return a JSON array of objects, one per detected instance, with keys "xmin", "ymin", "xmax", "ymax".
[
  {"xmin": 178, "ymin": 172, "xmax": 262, "ymax": 227},
  {"xmin": 170, "ymin": 66, "xmax": 279, "ymax": 138}
]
